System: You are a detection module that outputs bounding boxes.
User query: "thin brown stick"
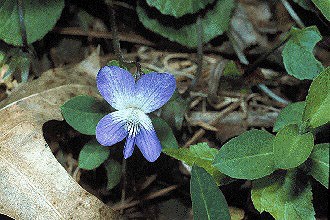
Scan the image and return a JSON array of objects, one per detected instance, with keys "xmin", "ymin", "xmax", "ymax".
[
  {"xmin": 183, "ymin": 101, "xmax": 241, "ymax": 148},
  {"xmin": 207, "ymin": 60, "xmax": 227, "ymax": 105},
  {"xmin": 53, "ymin": 27, "xmax": 155, "ymax": 46},
  {"xmin": 112, "ymin": 185, "xmax": 179, "ymax": 211}
]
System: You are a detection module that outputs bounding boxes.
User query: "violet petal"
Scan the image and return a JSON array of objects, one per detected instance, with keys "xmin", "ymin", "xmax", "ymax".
[
  {"xmin": 135, "ymin": 72, "xmax": 176, "ymax": 113},
  {"xmin": 96, "ymin": 112, "xmax": 127, "ymax": 146},
  {"xmin": 124, "ymin": 136, "xmax": 135, "ymax": 159},
  {"xmin": 96, "ymin": 66, "xmax": 135, "ymax": 110},
  {"xmin": 135, "ymin": 126, "xmax": 162, "ymax": 162}
]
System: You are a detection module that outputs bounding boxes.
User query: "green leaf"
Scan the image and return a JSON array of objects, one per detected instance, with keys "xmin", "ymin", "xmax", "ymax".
[
  {"xmin": 104, "ymin": 159, "xmax": 122, "ymax": 190},
  {"xmin": 282, "ymin": 26, "xmax": 324, "ymax": 80},
  {"xmin": 213, "ymin": 130, "xmax": 275, "ymax": 180},
  {"xmin": 107, "ymin": 60, "xmax": 121, "ymax": 67},
  {"xmin": 223, "ymin": 60, "xmax": 242, "ymax": 77},
  {"xmin": 251, "ymin": 170, "xmax": 315, "ymax": 220},
  {"xmin": 61, "ymin": 95, "xmax": 111, "ymax": 135},
  {"xmin": 273, "ymin": 124, "xmax": 314, "ymax": 169},
  {"xmin": 303, "ymin": 67, "xmax": 330, "ymax": 128},
  {"xmin": 0, "ymin": 0, "xmax": 65, "ymax": 46},
  {"xmin": 137, "ymin": 0, "xmax": 235, "ymax": 48},
  {"xmin": 78, "ymin": 139, "xmax": 110, "ymax": 170},
  {"xmin": 273, "ymin": 101, "xmax": 305, "ymax": 132},
  {"xmin": 312, "ymin": 0, "xmax": 330, "ymax": 21},
  {"xmin": 146, "ymin": 0, "xmax": 215, "ymax": 18},
  {"xmin": 163, "ymin": 143, "xmax": 230, "ymax": 185},
  {"xmin": 191, "ymin": 165, "xmax": 230, "ymax": 220},
  {"xmin": 107, "ymin": 60, "xmax": 129, "ymax": 70},
  {"xmin": 305, "ymin": 143, "xmax": 329, "ymax": 188},
  {"xmin": 151, "ymin": 116, "xmax": 179, "ymax": 149},
  {"xmin": 161, "ymin": 91, "xmax": 189, "ymax": 130}
]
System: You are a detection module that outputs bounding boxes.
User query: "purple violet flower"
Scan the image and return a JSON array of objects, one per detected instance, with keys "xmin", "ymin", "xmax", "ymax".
[{"xmin": 96, "ymin": 66, "xmax": 176, "ymax": 162}]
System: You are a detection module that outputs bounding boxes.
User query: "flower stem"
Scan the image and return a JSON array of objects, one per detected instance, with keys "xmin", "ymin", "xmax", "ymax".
[
  {"xmin": 108, "ymin": 0, "xmax": 124, "ymax": 66},
  {"xmin": 108, "ymin": 1, "xmax": 142, "ymax": 74},
  {"xmin": 120, "ymin": 157, "xmax": 127, "ymax": 215}
]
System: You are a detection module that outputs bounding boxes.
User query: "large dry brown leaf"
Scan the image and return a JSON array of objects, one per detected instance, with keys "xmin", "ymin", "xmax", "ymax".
[{"xmin": 0, "ymin": 48, "xmax": 118, "ymax": 219}]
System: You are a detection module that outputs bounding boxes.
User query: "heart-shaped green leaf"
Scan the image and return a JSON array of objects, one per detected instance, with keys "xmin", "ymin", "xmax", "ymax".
[
  {"xmin": 137, "ymin": 0, "xmax": 234, "ymax": 48},
  {"xmin": 61, "ymin": 95, "xmax": 111, "ymax": 135},
  {"xmin": 160, "ymin": 91, "xmax": 189, "ymax": 130},
  {"xmin": 78, "ymin": 139, "xmax": 110, "ymax": 170},
  {"xmin": 282, "ymin": 26, "xmax": 323, "ymax": 80}
]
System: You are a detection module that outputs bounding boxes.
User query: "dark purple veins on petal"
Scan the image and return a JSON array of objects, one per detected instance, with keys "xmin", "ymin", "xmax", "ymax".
[{"xmin": 135, "ymin": 127, "xmax": 162, "ymax": 162}]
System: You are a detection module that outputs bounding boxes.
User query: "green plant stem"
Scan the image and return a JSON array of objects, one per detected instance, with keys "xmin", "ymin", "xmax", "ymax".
[{"xmin": 242, "ymin": 34, "xmax": 291, "ymax": 105}]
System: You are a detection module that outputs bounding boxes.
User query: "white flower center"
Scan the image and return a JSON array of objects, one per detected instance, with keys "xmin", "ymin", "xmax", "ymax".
[{"xmin": 112, "ymin": 108, "xmax": 153, "ymax": 137}]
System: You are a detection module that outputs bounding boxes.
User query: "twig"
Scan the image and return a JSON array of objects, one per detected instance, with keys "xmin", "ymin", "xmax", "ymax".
[
  {"xmin": 112, "ymin": 185, "xmax": 179, "ymax": 211},
  {"xmin": 183, "ymin": 102, "xmax": 240, "ymax": 148},
  {"xmin": 53, "ymin": 27, "xmax": 155, "ymax": 46},
  {"xmin": 138, "ymin": 175, "xmax": 157, "ymax": 191},
  {"xmin": 258, "ymin": 83, "xmax": 290, "ymax": 105},
  {"xmin": 207, "ymin": 60, "xmax": 227, "ymax": 105},
  {"xmin": 240, "ymin": 34, "xmax": 291, "ymax": 105},
  {"xmin": 280, "ymin": 0, "xmax": 305, "ymax": 28},
  {"xmin": 243, "ymin": 35, "xmax": 290, "ymax": 77},
  {"xmin": 191, "ymin": 121, "xmax": 218, "ymax": 131},
  {"xmin": 227, "ymin": 29, "xmax": 249, "ymax": 65},
  {"xmin": 113, "ymin": 1, "xmax": 134, "ymax": 10},
  {"xmin": 189, "ymin": 110, "xmax": 279, "ymax": 128}
]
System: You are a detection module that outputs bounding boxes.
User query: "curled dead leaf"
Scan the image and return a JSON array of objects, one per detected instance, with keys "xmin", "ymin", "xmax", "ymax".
[{"xmin": 0, "ymin": 48, "xmax": 119, "ymax": 219}]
